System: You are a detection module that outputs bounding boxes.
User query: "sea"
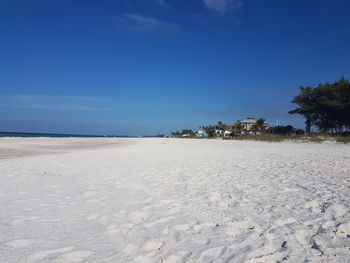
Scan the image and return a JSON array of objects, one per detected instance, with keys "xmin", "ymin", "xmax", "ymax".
[{"xmin": 0, "ymin": 131, "xmax": 104, "ymax": 138}]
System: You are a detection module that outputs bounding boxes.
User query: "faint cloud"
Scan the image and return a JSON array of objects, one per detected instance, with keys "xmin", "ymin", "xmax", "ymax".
[
  {"xmin": 203, "ymin": 0, "xmax": 242, "ymax": 13},
  {"xmin": 0, "ymin": 94, "xmax": 111, "ymax": 111},
  {"xmin": 118, "ymin": 14, "xmax": 180, "ymax": 32}
]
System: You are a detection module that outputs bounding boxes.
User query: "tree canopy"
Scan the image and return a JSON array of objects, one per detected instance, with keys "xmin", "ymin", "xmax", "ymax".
[{"xmin": 289, "ymin": 77, "xmax": 350, "ymax": 134}]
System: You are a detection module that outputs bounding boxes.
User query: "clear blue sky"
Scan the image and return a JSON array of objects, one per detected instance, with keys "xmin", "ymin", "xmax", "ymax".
[{"xmin": 1, "ymin": 0, "xmax": 349, "ymax": 135}]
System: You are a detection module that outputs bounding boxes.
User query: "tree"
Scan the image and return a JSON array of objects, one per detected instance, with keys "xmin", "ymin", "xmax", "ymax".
[
  {"xmin": 202, "ymin": 125, "xmax": 215, "ymax": 137},
  {"xmin": 233, "ymin": 122, "xmax": 245, "ymax": 134},
  {"xmin": 295, "ymin": 129, "xmax": 305, "ymax": 135},
  {"xmin": 171, "ymin": 131, "xmax": 182, "ymax": 137},
  {"xmin": 289, "ymin": 77, "xmax": 350, "ymax": 134},
  {"xmin": 181, "ymin": 129, "xmax": 195, "ymax": 136},
  {"xmin": 269, "ymin": 125, "xmax": 298, "ymax": 135},
  {"xmin": 284, "ymin": 125, "xmax": 295, "ymax": 135},
  {"xmin": 171, "ymin": 129, "xmax": 195, "ymax": 137},
  {"xmin": 216, "ymin": 121, "xmax": 226, "ymax": 131},
  {"xmin": 255, "ymin": 118, "xmax": 268, "ymax": 133},
  {"xmin": 250, "ymin": 123, "xmax": 259, "ymax": 135}
]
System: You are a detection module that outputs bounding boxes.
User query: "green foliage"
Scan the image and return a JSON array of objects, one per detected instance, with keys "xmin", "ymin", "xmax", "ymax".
[
  {"xmin": 289, "ymin": 77, "xmax": 350, "ymax": 134},
  {"xmin": 250, "ymin": 123, "xmax": 259, "ymax": 134},
  {"xmin": 213, "ymin": 121, "xmax": 228, "ymax": 136},
  {"xmin": 171, "ymin": 129, "xmax": 195, "ymax": 137},
  {"xmin": 181, "ymin": 129, "xmax": 195, "ymax": 136},
  {"xmin": 255, "ymin": 118, "xmax": 268, "ymax": 133},
  {"xmin": 201, "ymin": 125, "xmax": 216, "ymax": 137},
  {"xmin": 233, "ymin": 121, "xmax": 245, "ymax": 134},
  {"xmin": 269, "ymin": 125, "xmax": 299, "ymax": 135},
  {"xmin": 223, "ymin": 133, "xmax": 350, "ymax": 143}
]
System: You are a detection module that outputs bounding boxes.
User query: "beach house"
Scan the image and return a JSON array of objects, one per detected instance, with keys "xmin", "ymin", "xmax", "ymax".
[
  {"xmin": 238, "ymin": 117, "xmax": 270, "ymax": 134},
  {"xmin": 214, "ymin": 125, "xmax": 234, "ymax": 137}
]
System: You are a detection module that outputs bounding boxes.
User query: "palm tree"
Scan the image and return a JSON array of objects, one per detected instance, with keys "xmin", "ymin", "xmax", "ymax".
[
  {"xmin": 216, "ymin": 121, "xmax": 224, "ymax": 130},
  {"xmin": 234, "ymin": 121, "xmax": 245, "ymax": 134},
  {"xmin": 251, "ymin": 123, "xmax": 259, "ymax": 135},
  {"xmin": 256, "ymin": 118, "xmax": 268, "ymax": 133}
]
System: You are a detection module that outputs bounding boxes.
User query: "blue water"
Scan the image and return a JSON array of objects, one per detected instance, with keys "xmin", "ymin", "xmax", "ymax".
[{"xmin": 0, "ymin": 131, "xmax": 104, "ymax": 138}]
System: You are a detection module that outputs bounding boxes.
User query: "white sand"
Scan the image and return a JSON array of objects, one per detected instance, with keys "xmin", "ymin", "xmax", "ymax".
[{"xmin": 0, "ymin": 138, "xmax": 349, "ymax": 262}]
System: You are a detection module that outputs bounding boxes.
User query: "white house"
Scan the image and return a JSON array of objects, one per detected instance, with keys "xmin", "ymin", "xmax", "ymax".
[
  {"xmin": 214, "ymin": 129, "xmax": 223, "ymax": 136},
  {"xmin": 215, "ymin": 126, "xmax": 233, "ymax": 137},
  {"xmin": 238, "ymin": 117, "xmax": 270, "ymax": 134},
  {"xmin": 223, "ymin": 130, "xmax": 232, "ymax": 137},
  {"xmin": 238, "ymin": 117, "xmax": 258, "ymax": 131}
]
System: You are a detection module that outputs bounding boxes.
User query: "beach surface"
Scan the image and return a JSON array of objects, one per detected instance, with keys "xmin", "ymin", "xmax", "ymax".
[{"xmin": 0, "ymin": 138, "xmax": 350, "ymax": 262}]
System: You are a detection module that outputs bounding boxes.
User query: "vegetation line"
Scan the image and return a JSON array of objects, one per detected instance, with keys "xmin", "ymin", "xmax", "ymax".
[
  {"xmin": 170, "ymin": 77, "xmax": 350, "ymax": 143},
  {"xmin": 222, "ymin": 134, "xmax": 350, "ymax": 144}
]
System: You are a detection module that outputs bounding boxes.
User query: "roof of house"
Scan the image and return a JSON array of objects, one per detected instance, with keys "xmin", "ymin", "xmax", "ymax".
[
  {"xmin": 239, "ymin": 119, "xmax": 270, "ymax": 124},
  {"xmin": 239, "ymin": 119, "xmax": 257, "ymax": 123}
]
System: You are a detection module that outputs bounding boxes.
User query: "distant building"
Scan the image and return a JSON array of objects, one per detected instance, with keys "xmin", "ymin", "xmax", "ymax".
[
  {"xmin": 223, "ymin": 125, "xmax": 233, "ymax": 137},
  {"xmin": 215, "ymin": 125, "xmax": 234, "ymax": 137},
  {"xmin": 238, "ymin": 117, "xmax": 258, "ymax": 132},
  {"xmin": 223, "ymin": 130, "xmax": 232, "ymax": 137},
  {"xmin": 238, "ymin": 117, "xmax": 270, "ymax": 134},
  {"xmin": 214, "ymin": 129, "xmax": 223, "ymax": 136}
]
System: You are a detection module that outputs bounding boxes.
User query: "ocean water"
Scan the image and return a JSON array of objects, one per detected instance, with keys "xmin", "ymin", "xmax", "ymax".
[{"xmin": 0, "ymin": 131, "xmax": 103, "ymax": 138}]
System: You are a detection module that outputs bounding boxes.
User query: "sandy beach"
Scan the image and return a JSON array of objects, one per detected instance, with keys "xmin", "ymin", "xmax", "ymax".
[{"xmin": 0, "ymin": 138, "xmax": 350, "ymax": 262}]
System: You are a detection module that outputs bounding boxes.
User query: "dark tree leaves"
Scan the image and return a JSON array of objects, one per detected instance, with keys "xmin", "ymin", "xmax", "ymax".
[{"xmin": 289, "ymin": 77, "xmax": 350, "ymax": 134}]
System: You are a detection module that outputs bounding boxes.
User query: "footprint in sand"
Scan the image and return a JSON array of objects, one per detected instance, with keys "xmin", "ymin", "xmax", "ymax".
[
  {"xmin": 225, "ymin": 219, "xmax": 255, "ymax": 237},
  {"xmin": 294, "ymin": 229, "xmax": 314, "ymax": 245},
  {"xmin": 328, "ymin": 204, "xmax": 348, "ymax": 218},
  {"xmin": 338, "ymin": 222, "xmax": 350, "ymax": 237},
  {"xmin": 194, "ymin": 235, "xmax": 211, "ymax": 245}
]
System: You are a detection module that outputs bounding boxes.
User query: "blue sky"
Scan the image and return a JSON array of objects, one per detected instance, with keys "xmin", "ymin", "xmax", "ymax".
[{"xmin": 1, "ymin": 0, "xmax": 349, "ymax": 135}]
